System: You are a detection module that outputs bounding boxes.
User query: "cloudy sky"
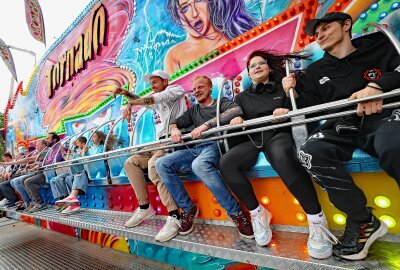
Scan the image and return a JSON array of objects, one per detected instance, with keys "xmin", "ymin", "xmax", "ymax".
[{"xmin": 0, "ymin": 1, "xmax": 91, "ymax": 112}]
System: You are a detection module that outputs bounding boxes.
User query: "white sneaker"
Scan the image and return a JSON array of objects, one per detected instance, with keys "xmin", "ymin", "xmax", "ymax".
[
  {"xmin": 125, "ymin": 206, "xmax": 156, "ymax": 228},
  {"xmin": 250, "ymin": 207, "xmax": 272, "ymax": 246},
  {"xmin": 155, "ymin": 215, "xmax": 181, "ymax": 242},
  {"xmin": 308, "ymin": 220, "xmax": 338, "ymax": 259},
  {"xmin": 0, "ymin": 198, "xmax": 9, "ymax": 208}
]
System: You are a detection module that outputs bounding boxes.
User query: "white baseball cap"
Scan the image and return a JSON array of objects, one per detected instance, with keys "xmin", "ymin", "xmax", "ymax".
[{"xmin": 142, "ymin": 70, "xmax": 170, "ymax": 82}]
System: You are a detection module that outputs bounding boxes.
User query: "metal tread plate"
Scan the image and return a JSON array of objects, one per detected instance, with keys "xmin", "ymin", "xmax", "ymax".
[
  {"xmin": 5, "ymin": 208, "xmax": 400, "ymax": 270},
  {"xmin": 0, "ymin": 221, "xmax": 178, "ymax": 270}
]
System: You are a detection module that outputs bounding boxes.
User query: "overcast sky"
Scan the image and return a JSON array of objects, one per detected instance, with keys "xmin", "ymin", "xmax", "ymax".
[{"xmin": 0, "ymin": 1, "xmax": 91, "ymax": 112}]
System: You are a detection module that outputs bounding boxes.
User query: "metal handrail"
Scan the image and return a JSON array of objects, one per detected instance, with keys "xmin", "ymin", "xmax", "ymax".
[
  {"xmin": 370, "ymin": 23, "xmax": 400, "ymax": 54},
  {"xmin": 36, "ymin": 88, "xmax": 400, "ymax": 171},
  {"xmin": 104, "ymin": 115, "xmax": 124, "ymax": 152},
  {"xmin": 216, "ymin": 78, "xmax": 229, "ymax": 155}
]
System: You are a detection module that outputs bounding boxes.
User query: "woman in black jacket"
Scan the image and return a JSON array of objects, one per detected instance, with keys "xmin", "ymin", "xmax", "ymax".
[{"xmin": 219, "ymin": 50, "xmax": 336, "ymax": 258}]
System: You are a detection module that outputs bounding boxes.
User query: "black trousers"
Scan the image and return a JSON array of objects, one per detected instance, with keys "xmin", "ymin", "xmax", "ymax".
[
  {"xmin": 220, "ymin": 131, "xmax": 321, "ymax": 214},
  {"xmin": 299, "ymin": 109, "xmax": 400, "ymax": 223}
]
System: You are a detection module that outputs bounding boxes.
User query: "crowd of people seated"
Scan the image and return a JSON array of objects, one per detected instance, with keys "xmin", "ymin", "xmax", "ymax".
[{"xmin": 0, "ymin": 12, "xmax": 399, "ymax": 262}]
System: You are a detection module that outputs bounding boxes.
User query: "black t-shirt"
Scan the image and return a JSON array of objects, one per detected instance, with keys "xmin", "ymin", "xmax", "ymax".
[{"xmin": 173, "ymin": 97, "xmax": 237, "ymax": 129}]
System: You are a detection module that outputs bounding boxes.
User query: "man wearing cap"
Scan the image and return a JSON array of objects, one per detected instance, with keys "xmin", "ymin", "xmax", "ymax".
[
  {"xmin": 282, "ymin": 12, "xmax": 400, "ymax": 260},
  {"xmin": 114, "ymin": 70, "xmax": 187, "ymax": 242}
]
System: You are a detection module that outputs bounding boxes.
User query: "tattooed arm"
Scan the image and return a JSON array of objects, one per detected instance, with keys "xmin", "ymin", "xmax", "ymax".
[
  {"xmin": 128, "ymin": 97, "xmax": 155, "ymax": 105},
  {"xmin": 191, "ymin": 106, "xmax": 243, "ymax": 139}
]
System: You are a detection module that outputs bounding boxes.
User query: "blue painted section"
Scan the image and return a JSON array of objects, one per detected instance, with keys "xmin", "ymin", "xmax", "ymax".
[
  {"xmin": 128, "ymin": 239, "xmax": 273, "ymax": 270},
  {"xmin": 135, "ymin": 110, "xmax": 156, "ymax": 145}
]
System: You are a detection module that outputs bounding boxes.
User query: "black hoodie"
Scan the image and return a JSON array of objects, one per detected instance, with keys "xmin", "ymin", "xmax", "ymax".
[{"xmin": 296, "ymin": 32, "xmax": 400, "ymax": 113}]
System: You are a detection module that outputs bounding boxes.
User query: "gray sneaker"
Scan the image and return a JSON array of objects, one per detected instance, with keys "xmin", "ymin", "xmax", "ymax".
[
  {"xmin": 125, "ymin": 206, "xmax": 156, "ymax": 228},
  {"xmin": 27, "ymin": 202, "xmax": 46, "ymax": 213},
  {"xmin": 155, "ymin": 215, "xmax": 181, "ymax": 242}
]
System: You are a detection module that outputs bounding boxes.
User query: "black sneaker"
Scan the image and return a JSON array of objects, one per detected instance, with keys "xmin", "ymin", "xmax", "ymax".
[{"xmin": 333, "ymin": 215, "xmax": 388, "ymax": 260}]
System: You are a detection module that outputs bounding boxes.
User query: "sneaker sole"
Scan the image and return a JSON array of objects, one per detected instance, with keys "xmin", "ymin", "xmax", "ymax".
[
  {"xmin": 155, "ymin": 230, "xmax": 180, "ymax": 243},
  {"xmin": 179, "ymin": 207, "xmax": 199, "ymax": 236},
  {"xmin": 55, "ymin": 201, "xmax": 80, "ymax": 207},
  {"xmin": 239, "ymin": 232, "xmax": 255, "ymax": 239},
  {"xmin": 124, "ymin": 210, "xmax": 156, "ymax": 228},
  {"xmin": 309, "ymin": 247, "xmax": 333, "ymax": 260},
  {"xmin": 340, "ymin": 221, "xmax": 388, "ymax": 260}
]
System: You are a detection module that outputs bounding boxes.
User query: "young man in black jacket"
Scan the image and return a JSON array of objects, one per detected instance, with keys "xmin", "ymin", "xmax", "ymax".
[{"xmin": 282, "ymin": 12, "xmax": 400, "ymax": 260}]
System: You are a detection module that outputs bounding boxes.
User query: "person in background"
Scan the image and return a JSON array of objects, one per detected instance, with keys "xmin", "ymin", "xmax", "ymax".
[
  {"xmin": 50, "ymin": 136, "xmax": 88, "ymax": 212},
  {"xmin": 55, "ymin": 131, "xmax": 113, "ymax": 214}
]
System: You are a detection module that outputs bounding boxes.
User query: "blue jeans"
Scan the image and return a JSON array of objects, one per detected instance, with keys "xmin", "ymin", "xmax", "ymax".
[
  {"xmin": 156, "ymin": 141, "xmax": 241, "ymax": 214},
  {"xmin": 50, "ymin": 171, "xmax": 88, "ymax": 198},
  {"xmin": 10, "ymin": 175, "xmax": 33, "ymax": 203},
  {"xmin": 50, "ymin": 173, "xmax": 74, "ymax": 199},
  {"xmin": 70, "ymin": 171, "xmax": 89, "ymax": 195}
]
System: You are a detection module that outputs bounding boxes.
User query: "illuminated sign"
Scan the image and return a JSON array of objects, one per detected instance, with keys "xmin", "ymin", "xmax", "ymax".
[{"xmin": 46, "ymin": 3, "xmax": 108, "ymax": 98}]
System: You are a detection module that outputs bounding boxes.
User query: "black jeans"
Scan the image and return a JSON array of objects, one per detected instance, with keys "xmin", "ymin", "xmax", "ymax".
[
  {"xmin": 220, "ymin": 131, "xmax": 321, "ymax": 214},
  {"xmin": 299, "ymin": 109, "xmax": 400, "ymax": 223}
]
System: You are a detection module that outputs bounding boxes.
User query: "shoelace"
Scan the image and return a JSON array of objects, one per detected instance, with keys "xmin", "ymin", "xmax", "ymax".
[
  {"xmin": 232, "ymin": 215, "xmax": 250, "ymax": 227},
  {"xmin": 253, "ymin": 215, "xmax": 268, "ymax": 234},
  {"xmin": 162, "ymin": 216, "xmax": 182, "ymax": 231},
  {"xmin": 310, "ymin": 223, "xmax": 339, "ymax": 244}
]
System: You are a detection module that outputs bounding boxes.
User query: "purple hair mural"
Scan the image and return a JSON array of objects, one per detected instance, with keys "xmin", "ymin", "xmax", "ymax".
[{"xmin": 164, "ymin": 0, "xmax": 258, "ymax": 73}]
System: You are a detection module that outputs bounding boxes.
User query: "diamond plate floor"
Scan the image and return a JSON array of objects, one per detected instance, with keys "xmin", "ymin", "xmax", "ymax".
[
  {"xmin": 4, "ymin": 208, "xmax": 400, "ymax": 270},
  {"xmin": 0, "ymin": 220, "xmax": 178, "ymax": 270}
]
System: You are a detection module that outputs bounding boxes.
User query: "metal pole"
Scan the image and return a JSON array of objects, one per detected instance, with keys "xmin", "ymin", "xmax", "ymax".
[{"xmin": 285, "ymin": 59, "xmax": 308, "ymax": 150}]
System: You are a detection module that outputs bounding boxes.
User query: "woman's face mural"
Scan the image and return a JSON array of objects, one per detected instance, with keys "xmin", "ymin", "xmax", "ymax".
[{"xmin": 177, "ymin": 0, "xmax": 211, "ymax": 38}]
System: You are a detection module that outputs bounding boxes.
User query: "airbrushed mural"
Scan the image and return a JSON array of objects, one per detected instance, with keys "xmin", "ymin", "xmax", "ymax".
[{"xmin": 4, "ymin": 0, "xmax": 400, "ymax": 152}]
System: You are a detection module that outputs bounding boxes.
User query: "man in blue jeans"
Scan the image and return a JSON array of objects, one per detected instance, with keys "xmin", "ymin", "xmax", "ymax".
[{"xmin": 156, "ymin": 75, "xmax": 253, "ymax": 239}]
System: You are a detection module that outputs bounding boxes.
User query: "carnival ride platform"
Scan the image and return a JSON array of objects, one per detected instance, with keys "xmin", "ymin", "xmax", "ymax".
[
  {"xmin": 0, "ymin": 217, "xmax": 176, "ymax": 270},
  {"xmin": 2, "ymin": 208, "xmax": 400, "ymax": 270}
]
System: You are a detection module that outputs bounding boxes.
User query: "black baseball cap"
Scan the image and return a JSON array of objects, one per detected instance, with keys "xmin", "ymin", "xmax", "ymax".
[{"xmin": 305, "ymin": 12, "xmax": 352, "ymax": 36}]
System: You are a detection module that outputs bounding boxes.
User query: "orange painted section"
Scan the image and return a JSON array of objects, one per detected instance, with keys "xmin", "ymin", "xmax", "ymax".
[{"xmin": 181, "ymin": 172, "xmax": 400, "ymax": 234}]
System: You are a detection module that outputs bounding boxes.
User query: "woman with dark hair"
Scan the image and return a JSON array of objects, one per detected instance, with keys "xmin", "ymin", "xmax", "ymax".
[
  {"xmin": 219, "ymin": 50, "xmax": 336, "ymax": 259},
  {"xmin": 165, "ymin": 0, "xmax": 257, "ymax": 73}
]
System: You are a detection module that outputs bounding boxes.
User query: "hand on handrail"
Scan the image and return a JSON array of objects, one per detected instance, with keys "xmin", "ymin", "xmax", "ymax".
[
  {"xmin": 230, "ymin": 116, "xmax": 244, "ymax": 126},
  {"xmin": 349, "ymin": 84, "xmax": 383, "ymax": 116},
  {"xmin": 170, "ymin": 128, "xmax": 183, "ymax": 143},
  {"xmin": 272, "ymin": 108, "xmax": 289, "ymax": 123},
  {"xmin": 191, "ymin": 124, "xmax": 210, "ymax": 139}
]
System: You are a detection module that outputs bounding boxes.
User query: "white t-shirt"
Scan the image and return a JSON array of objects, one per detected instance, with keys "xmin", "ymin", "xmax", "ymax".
[{"xmin": 146, "ymin": 84, "xmax": 187, "ymax": 138}]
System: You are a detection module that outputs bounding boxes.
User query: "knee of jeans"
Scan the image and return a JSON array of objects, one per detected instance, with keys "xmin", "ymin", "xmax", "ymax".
[{"xmin": 192, "ymin": 158, "xmax": 214, "ymax": 175}]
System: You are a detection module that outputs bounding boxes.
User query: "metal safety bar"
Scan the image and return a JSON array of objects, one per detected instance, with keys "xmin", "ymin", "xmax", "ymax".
[
  {"xmin": 38, "ymin": 88, "xmax": 400, "ymax": 171},
  {"xmin": 216, "ymin": 78, "xmax": 229, "ymax": 155}
]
